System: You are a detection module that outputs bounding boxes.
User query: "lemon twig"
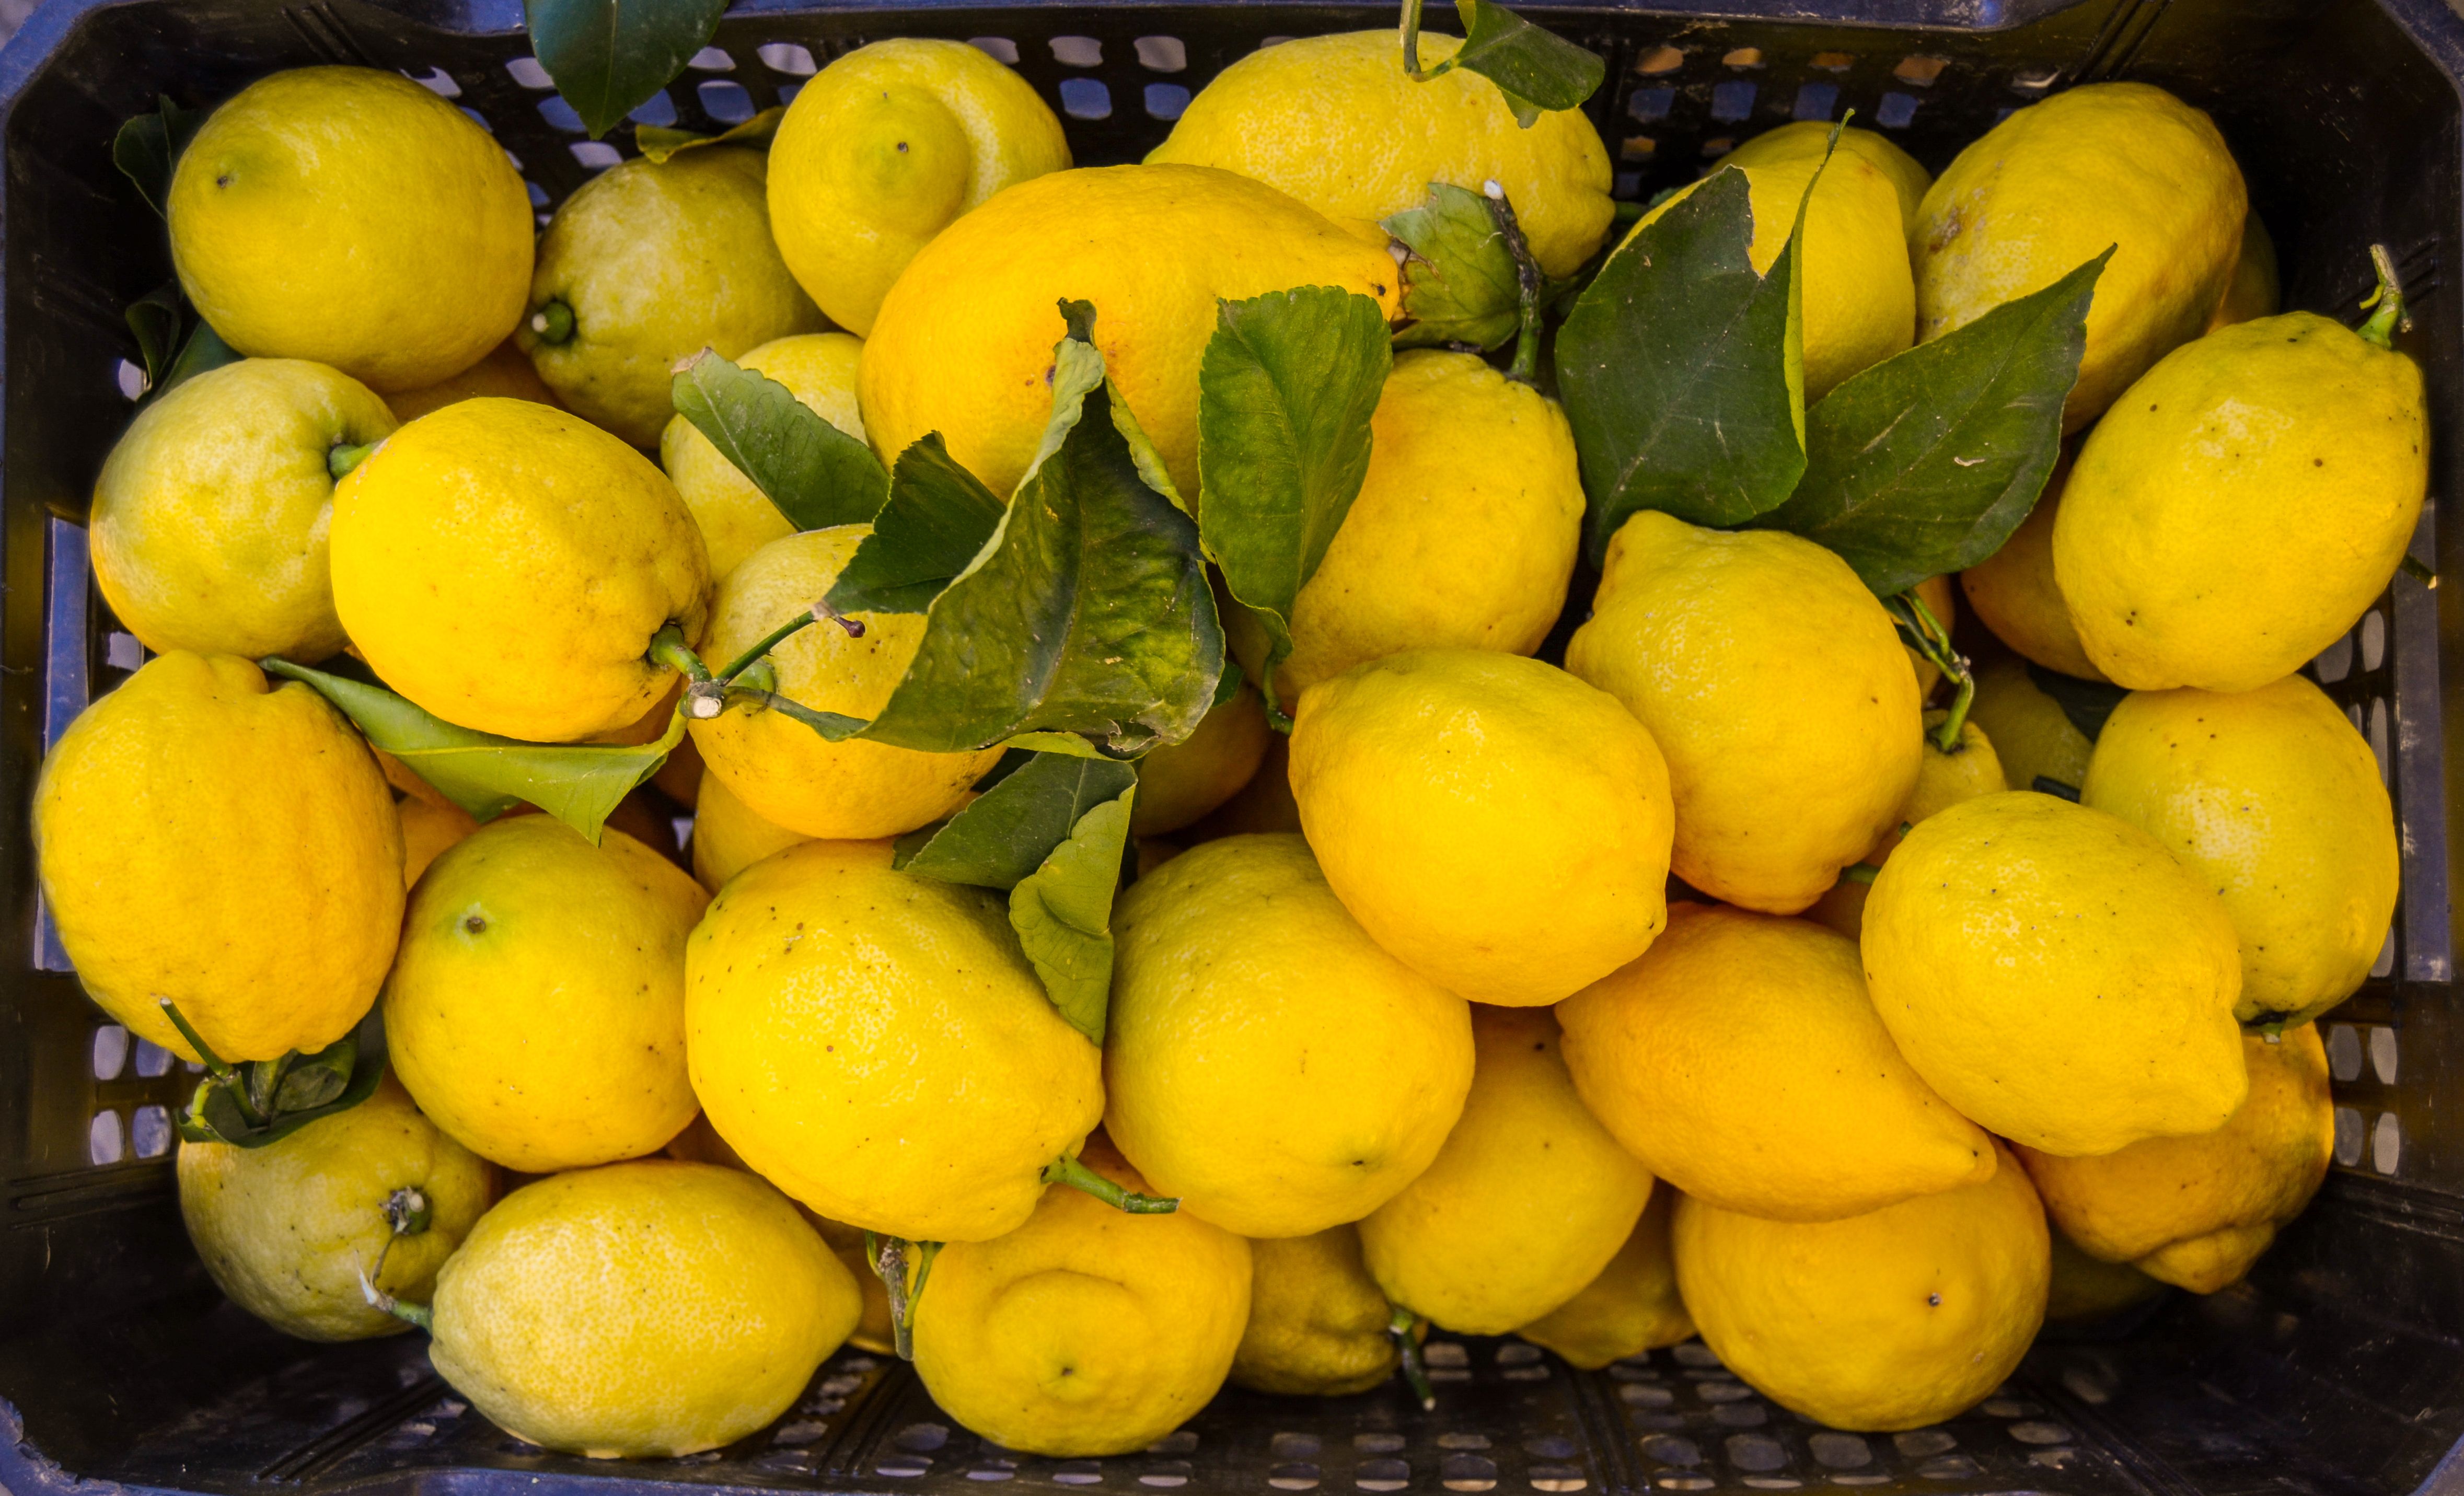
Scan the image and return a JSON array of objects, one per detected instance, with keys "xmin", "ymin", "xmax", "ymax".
[
  {"xmin": 1388, "ymin": 1305, "xmax": 1437, "ymax": 1410},
  {"xmin": 1040, "ymin": 1154, "xmax": 1179, "ymax": 1213},
  {"xmin": 867, "ymin": 1233, "xmax": 918, "ymax": 1360},
  {"xmin": 357, "ymin": 1268, "xmax": 433, "ymax": 1331},
  {"xmin": 1885, "ymin": 591, "xmax": 1973, "ymax": 753},
  {"xmin": 1480, "ymin": 182, "xmax": 1547, "ymax": 385},
  {"xmin": 2358, "ymin": 243, "xmax": 2410, "ymax": 350},
  {"xmin": 158, "ymin": 998, "xmax": 267, "ymax": 1129}
]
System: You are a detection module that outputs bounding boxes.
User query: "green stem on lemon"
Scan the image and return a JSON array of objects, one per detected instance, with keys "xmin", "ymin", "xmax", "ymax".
[
  {"xmin": 529, "ymin": 299, "xmax": 576, "ymax": 346},
  {"xmin": 1481, "ymin": 183, "xmax": 1547, "ymax": 386},
  {"xmin": 157, "ymin": 999, "xmax": 266, "ymax": 1129},
  {"xmin": 1042, "ymin": 1153, "xmax": 1180, "ymax": 1214},
  {"xmin": 868, "ymin": 1233, "xmax": 917, "ymax": 1361},
  {"xmin": 327, "ymin": 442, "xmax": 378, "ymax": 481},
  {"xmin": 2359, "ymin": 245, "xmax": 2410, "ymax": 350},
  {"xmin": 2402, "ymin": 553, "xmax": 2438, "ymax": 587},
  {"xmin": 1889, "ymin": 589, "xmax": 1973, "ymax": 753},
  {"xmin": 1389, "ymin": 1305, "xmax": 1437, "ymax": 1410},
  {"xmin": 1399, "ymin": 0, "xmax": 1429, "ymax": 76},
  {"xmin": 357, "ymin": 1269, "xmax": 433, "ymax": 1331},
  {"xmin": 1838, "ymin": 863, "xmax": 1880, "ymax": 887}
]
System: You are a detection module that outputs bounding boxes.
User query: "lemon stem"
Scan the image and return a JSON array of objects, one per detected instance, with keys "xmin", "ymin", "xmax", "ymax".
[
  {"xmin": 529, "ymin": 299, "xmax": 575, "ymax": 345},
  {"xmin": 1889, "ymin": 590, "xmax": 1972, "ymax": 752},
  {"xmin": 1258, "ymin": 653, "xmax": 1294, "ymax": 735},
  {"xmin": 358, "ymin": 1269, "xmax": 433, "ymax": 1331},
  {"xmin": 867, "ymin": 1233, "xmax": 918, "ymax": 1360},
  {"xmin": 2402, "ymin": 553, "xmax": 2439, "ymax": 587},
  {"xmin": 383, "ymin": 1186, "xmax": 433, "ymax": 1237},
  {"xmin": 1042, "ymin": 1153, "xmax": 1179, "ymax": 1213},
  {"xmin": 1399, "ymin": 0, "xmax": 1429, "ymax": 76},
  {"xmin": 1482, "ymin": 183, "xmax": 1547, "ymax": 385},
  {"xmin": 1389, "ymin": 1305, "xmax": 1437, "ymax": 1410},
  {"xmin": 1838, "ymin": 863, "xmax": 1880, "ymax": 887},
  {"xmin": 158, "ymin": 999, "xmax": 267, "ymax": 1129},
  {"xmin": 2358, "ymin": 245, "xmax": 2409, "ymax": 350},
  {"xmin": 649, "ymin": 623, "xmax": 728, "ymax": 720},
  {"xmin": 326, "ymin": 442, "xmax": 378, "ymax": 481}
]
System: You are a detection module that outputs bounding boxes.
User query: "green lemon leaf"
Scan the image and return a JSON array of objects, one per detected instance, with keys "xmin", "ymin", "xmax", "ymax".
[
  {"xmin": 1009, "ymin": 787, "xmax": 1135, "ymax": 1043},
  {"xmin": 262, "ymin": 658, "xmax": 682, "ymax": 843},
  {"xmin": 1753, "ymin": 252, "xmax": 2110, "ymax": 596},
  {"xmin": 1556, "ymin": 166, "xmax": 1809, "ymax": 559},
  {"xmin": 524, "ymin": 0, "xmax": 726, "ymax": 140},
  {"xmin": 1383, "ymin": 182, "xmax": 1523, "ymax": 352},
  {"xmin": 824, "ymin": 434, "xmax": 1009, "ymax": 616},
  {"xmin": 112, "ymin": 96, "xmax": 199, "ymax": 218},
  {"xmin": 157, "ymin": 318, "xmax": 241, "ymax": 403},
  {"xmin": 858, "ymin": 322, "xmax": 1224, "ymax": 758},
  {"xmin": 174, "ymin": 1007, "xmax": 387, "ymax": 1149},
  {"xmin": 1195, "ymin": 286, "xmax": 1392, "ymax": 695},
  {"xmin": 896, "ymin": 752, "xmax": 1138, "ymax": 888},
  {"xmin": 672, "ymin": 350, "xmax": 888, "ymax": 533},
  {"xmin": 2027, "ymin": 663, "xmax": 2130, "ymax": 744},
  {"xmin": 635, "ymin": 105, "xmax": 783, "ymax": 164},
  {"xmin": 1445, "ymin": 0, "xmax": 1605, "ymax": 127},
  {"xmin": 125, "ymin": 283, "xmax": 183, "ymax": 388}
]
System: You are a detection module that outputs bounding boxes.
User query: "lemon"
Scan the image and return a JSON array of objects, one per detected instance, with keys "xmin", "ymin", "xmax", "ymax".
[
  {"xmin": 1515, "ymin": 1189, "xmax": 1693, "ymax": 1370},
  {"xmin": 1566, "ymin": 512, "xmax": 1922, "ymax": 914},
  {"xmin": 1725, "ymin": 120, "xmax": 1931, "ymax": 233},
  {"xmin": 913, "ymin": 1142, "xmax": 1250, "ymax": 1458},
  {"xmin": 2054, "ymin": 311, "xmax": 2429, "ymax": 692},
  {"xmin": 1131, "ymin": 683, "xmax": 1272, "ymax": 836},
  {"xmin": 1289, "ymin": 649, "xmax": 1672, "ymax": 1006},
  {"xmin": 1230, "ymin": 1225, "xmax": 1398, "ymax": 1396},
  {"xmin": 1104, "ymin": 834, "xmax": 1474, "ymax": 1237},
  {"xmin": 660, "ymin": 332, "xmax": 866, "ymax": 583},
  {"xmin": 1358, "ymin": 1006, "xmax": 1654, "ymax": 1334},
  {"xmin": 168, "ymin": 66, "xmax": 531, "ymax": 391},
  {"xmin": 2018, "ymin": 1024, "xmax": 2331, "ymax": 1293},
  {"xmin": 1863, "ymin": 792, "xmax": 2248, "ymax": 1156},
  {"xmin": 2084, "ymin": 674, "xmax": 2397, "ymax": 1025},
  {"xmin": 2206, "ymin": 212, "xmax": 2281, "ymax": 332},
  {"xmin": 519, "ymin": 148, "xmax": 823, "ymax": 448},
  {"xmin": 1673, "ymin": 1146, "xmax": 2049, "ymax": 1432},
  {"xmin": 1560, "ymin": 903, "xmax": 1992, "ymax": 1222},
  {"xmin": 1147, "ymin": 30, "xmax": 1612, "ymax": 279},
  {"xmin": 769, "ymin": 38, "xmax": 1072, "ymax": 337},
  {"xmin": 689, "ymin": 528, "xmax": 1001, "ymax": 839},
  {"xmin": 1225, "ymin": 351, "xmax": 1583, "ymax": 714},
  {"xmin": 1866, "ymin": 709, "xmax": 2007, "ymax": 862},
  {"xmin": 689, "ymin": 766, "xmax": 812, "ymax": 893},
  {"xmin": 861, "ymin": 164, "xmax": 1402, "ymax": 497},
  {"xmin": 426, "ymin": 1159, "xmax": 858, "ymax": 1458},
  {"xmin": 91, "ymin": 358, "xmax": 393, "ymax": 662},
  {"xmin": 1959, "ymin": 465, "xmax": 2107, "ymax": 681},
  {"xmin": 384, "ymin": 816, "xmax": 705, "ymax": 1172},
  {"xmin": 1914, "ymin": 82, "xmax": 2245, "ymax": 430},
  {"xmin": 35, "ymin": 652, "xmax": 400, "ymax": 1062},
  {"xmin": 385, "ymin": 338, "xmax": 561, "ymax": 424},
  {"xmin": 2045, "ymin": 1228, "xmax": 2165, "ymax": 1325},
  {"xmin": 1631, "ymin": 149, "xmax": 1912, "ymax": 401},
  {"xmin": 1965, "ymin": 656, "xmax": 2093, "ymax": 796},
  {"xmin": 178, "ymin": 1075, "xmax": 493, "ymax": 1340},
  {"xmin": 398, "ymin": 794, "xmax": 479, "ymax": 887},
  {"xmin": 686, "ymin": 839, "xmax": 1103, "ymax": 1243},
  {"xmin": 329, "ymin": 397, "xmax": 710, "ymax": 742}
]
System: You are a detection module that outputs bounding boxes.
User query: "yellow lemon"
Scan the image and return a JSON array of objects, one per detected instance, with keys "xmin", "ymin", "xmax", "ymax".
[
  {"xmin": 1131, "ymin": 683, "xmax": 1272, "ymax": 837},
  {"xmin": 861, "ymin": 164, "xmax": 1402, "ymax": 497},
  {"xmin": 1914, "ymin": 82, "xmax": 2245, "ymax": 430},
  {"xmin": 688, "ymin": 527, "xmax": 1001, "ymax": 839},
  {"xmin": 177, "ymin": 1075, "xmax": 493, "ymax": 1341},
  {"xmin": 660, "ymin": 332, "xmax": 866, "ymax": 582},
  {"xmin": 1225, "ymin": 350, "xmax": 1583, "ymax": 714},
  {"xmin": 1230, "ymin": 1225, "xmax": 1398, "ymax": 1397},
  {"xmin": 1180, "ymin": 733, "xmax": 1303, "ymax": 842},
  {"xmin": 519, "ymin": 148, "xmax": 823, "ymax": 448},
  {"xmin": 1566, "ymin": 512, "xmax": 1922, "ymax": 913},
  {"xmin": 1673, "ymin": 1147, "xmax": 2049, "ymax": 1432},
  {"xmin": 1725, "ymin": 120, "xmax": 1932, "ymax": 233},
  {"xmin": 1866, "ymin": 709, "xmax": 2007, "ymax": 862},
  {"xmin": 1515, "ymin": 1189, "xmax": 1693, "ymax": 1370},
  {"xmin": 1289, "ymin": 649, "xmax": 1673, "ymax": 1006},
  {"xmin": 330, "ymin": 398, "xmax": 709, "ymax": 741},
  {"xmin": 427, "ymin": 1160, "xmax": 858, "ymax": 1458},
  {"xmin": 1147, "ymin": 30, "xmax": 1612, "ymax": 278},
  {"xmin": 686, "ymin": 839, "xmax": 1103, "ymax": 1242},
  {"xmin": 1632, "ymin": 149, "xmax": 1912, "ymax": 401},
  {"xmin": 1559, "ymin": 903, "xmax": 1993, "ymax": 1222},
  {"xmin": 398, "ymin": 794, "xmax": 479, "ymax": 887},
  {"xmin": 688, "ymin": 766, "xmax": 812, "ymax": 894},
  {"xmin": 2083, "ymin": 675, "xmax": 2397, "ymax": 1026},
  {"xmin": 1863, "ymin": 792, "xmax": 2248, "ymax": 1156},
  {"xmin": 2053, "ymin": 312, "xmax": 2429, "ymax": 692},
  {"xmin": 2206, "ymin": 212, "xmax": 2281, "ymax": 332},
  {"xmin": 384, "ymin": 816, "xmax": 707, "ymax": 1172},
  {"xmin": 1104, "ymin": 834, "xmax": 1474, "ymax": 1237},
  {"xmin": 91, "ymin": 358, "xmax": 392, "ymax": 662},
  {"xmin": 1358, "ymin": 1006, "xmax": 1654, "ymax": 1334},
  {"xmin": 769, "ymin": 38, "xmax": 1072, "ymax": 336},
  {"xmin": 1959, "ymin": 463, "xmax": 2107, "ymax": 681},
  {"xmin": 912, "ymin": 1143, "xmax": 1250, "ymax": 1458},
  {"xmin": 2018, "ymin": 1024, "xmax": 2331, "ymax": 1293},
  {"xmin": 1965, "ymin": 656, "xmax": 2093, "ymax": 796},
  {"xmin": 35, "ymin": 652, "xmax": 400, "ymax": 1062},
  {"xmin": 384, "ymin": 338, "xmax": 561, "ymax": 423},
  {"xmin": 168, "ymin": 66, "xmax": 531, "ymax": 391}
]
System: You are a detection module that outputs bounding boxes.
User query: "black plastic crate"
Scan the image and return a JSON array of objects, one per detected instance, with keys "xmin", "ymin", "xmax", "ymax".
[{"xmin": 2, "ymin": 0, "xmax": 2462, "ymax": 1491}]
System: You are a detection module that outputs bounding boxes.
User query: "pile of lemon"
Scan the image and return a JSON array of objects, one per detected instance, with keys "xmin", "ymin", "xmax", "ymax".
[{"xmin": 38, "ymin": 24, "xmax": 2415, "ymax": 1462}]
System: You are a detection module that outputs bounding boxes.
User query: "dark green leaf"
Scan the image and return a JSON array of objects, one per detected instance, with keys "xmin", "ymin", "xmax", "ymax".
[
  {"xmin": 1383, "ymin": 182, "xmax": 1523, "ymax": 351},
  {"xmin": 2032, "ymin": 774, "xmax": 2082, "ymax": 802},
  {"xmin": 1195, "ymin": 286, "xmax": 1392, "ymax": 683},
  {"xmin": 635, "ymin": 105, "xmax": 783, "ymax": 163},
  {"xmin": 1556, "ymin": 167, "xmax": 1808, "ymax": 560},
  {"xmin": 896, "ymin": 752, "xmax": 1137, "ymax": 888},
  {"xmin": 1447, "ymin": 0, "xmax": 1606, "ymax": 127},
  {"xmin": 125, "ymin": 284, "xmax": 183, "ymax": 387},
  {"xmin": 156, "ymin": 318, "xmax": 241, "ymax": 402},
  {"xmin": 177, "ymin": 1008, "xmax": 388, "ymax": 1148},
  {"xmin": 263, "ymin": 657, "xmax": 682, "ymax": 842},
  {"xmin": 524, "ymin": 0, "xmax": 727, "ymax": 140},
  {"xmin": 270, "ymin": 1035, "xmax": 354, "ymax": 1111},
  {"xmin": 1754, "ymin": 252, "xmax": 2109, "ymax": 595},
  {"xmin": 825, "ymin": 434, "xmax": 1007, "ymax": 615},
  {"xmin": 1009, "ymin": 786, "xmax": 1134, "ymax": 1043},
  {"xmin": 2027, "ymin": 663, "xmax": 2129, "ymax": 744},
  {"xmin": 673, "ymin": 350, "xmax": 889, "ymax": 533},
  {"xmin": 112, "ymin": 96, "xmax": 199, "ymax": 218}
]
